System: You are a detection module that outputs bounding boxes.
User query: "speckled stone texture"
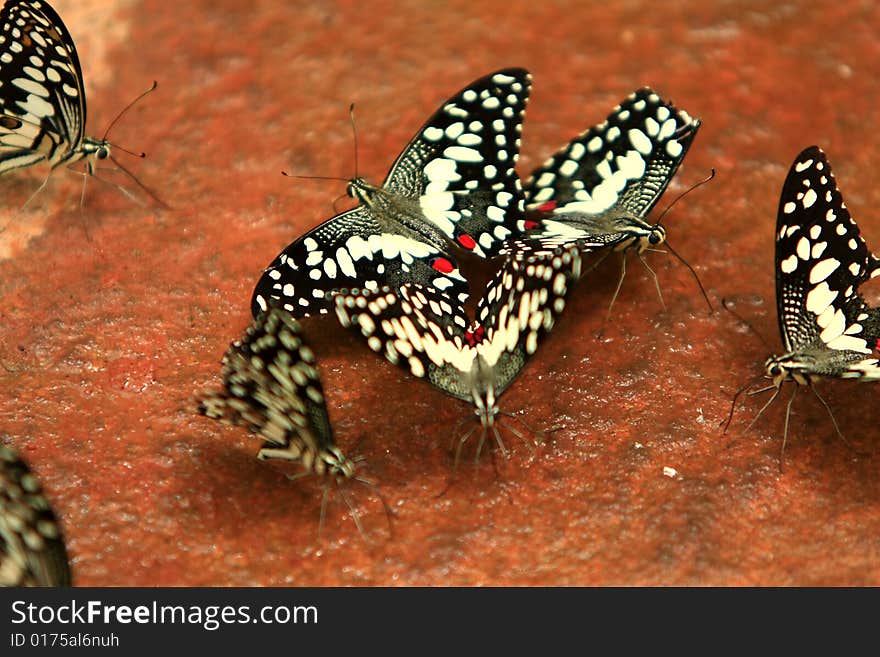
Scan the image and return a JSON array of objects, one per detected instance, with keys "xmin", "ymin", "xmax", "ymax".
[{"xmin": 1, "ymin": 0, "xmax": 880, "ymax": 586}]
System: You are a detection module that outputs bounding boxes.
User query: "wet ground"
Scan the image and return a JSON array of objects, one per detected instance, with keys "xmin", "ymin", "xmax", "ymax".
[{"xmin": 2, "ymin": 0, "xmax": 880, "ymax": 585}]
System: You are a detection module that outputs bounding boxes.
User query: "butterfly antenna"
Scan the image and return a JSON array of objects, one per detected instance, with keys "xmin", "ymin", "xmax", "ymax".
[
  {"xmin": 348, "ymin": 103, "xmax": 361, "ymax": 180},
  {"xmin": 807, "ymin": 383, "xmax": 865, "ymax": 455},
  {"xmin": 637, "ymin": 251, "xmax": 666, "ymax": 310},
  {"xmin": 102, "ymin": 81, "xmax": 158, "ymax": 142},
  {"xmin": 653, "ymin": 168, "xmax": 716, "ymax": 227},
  {"xmin": 281, "ymin": 172, "xmax": 349, "ymax": 182},
  {"xmin": 664, "ymin": 239, "xmax": 713, "ymax": 312},
  {"xmin": 721, "ymin": 298, "xmax": 773, "ymax": 351}
]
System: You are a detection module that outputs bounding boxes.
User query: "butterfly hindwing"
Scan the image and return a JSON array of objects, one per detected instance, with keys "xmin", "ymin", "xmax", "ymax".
[
  {"xmin": 197, "ymin": 308, "xmax": 352, "ymax": 476},
  {"xmin": 0, "ymin": 0, "xmax": 87, "ymax": 173},
  {"xmin": 523, "ymin": 87, "xmax": 699, "ymax": 245},
  {"xmin": 0, "ymin": 445, "xmax": 71, "ymax": 587},
  {"xmin": 774, "ymin": 146, "xmax": 880, "ymax": 358}
]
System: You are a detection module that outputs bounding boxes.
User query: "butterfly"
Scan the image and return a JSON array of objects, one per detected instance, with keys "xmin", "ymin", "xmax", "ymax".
[
  {"xmin": 197, "ymin": 307, "xmax": 356, "ymax": 479},
  {"xmin": 0, "ymin": 444, "xmax": 71, "ymax": 587},
  {"xmin": 197, "ymin": 308, "xmax": 389, "ymax": 535},
  {"xmin": 251, "ymin": 68, "xmax": 533, "ymax": 319},
  {"xmin": 333, "ymin": 242, "xmax": 582, "ymax": 461},
  {"xmin": 728, "ymin": 146, "xmax": 880, "ymax": 452},
  {"xmin": 0, "ymin": 1, "xmax": 111, "ymax": 176},
  {"xmin": 518, "ymin": 87, "xmax": 701, "ymax": 255}
]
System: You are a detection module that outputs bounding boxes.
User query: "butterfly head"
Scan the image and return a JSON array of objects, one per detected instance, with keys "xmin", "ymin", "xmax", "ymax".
[
  {"xmin": 468, "ymin": 361, "xmax": 500, "ymax": 429},
  {"xmin": 642, "ymin": 223, "xmax": 667, "ymax": 251},
  {"xmin": 319, "ymin": 446, "xmax": 358, "ymax": 480},
  {"xmin": 346, "ymin": 177, "xmax": 372, "ymax": 204},
  {"xmin": 78, "ymin": 136, "xmax": 111, "ymax": 173},
  {"xmin": 763, "ymin": 353, "xmax": 814, "ymax": 387},
  {"xmin": 607, "ymin": 214, "xmax": 666, "ymax": 253}
]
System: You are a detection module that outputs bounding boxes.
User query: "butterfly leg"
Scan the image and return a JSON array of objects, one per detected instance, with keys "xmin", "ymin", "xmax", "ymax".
[
  {"xmin": 807, "ymin": 383, "xmax": 867, "ymax": 456},
  {"xmin": 19, "ymin": 168, "xmax": 54, "ymax": 212},
  {"xmin": 779, "ymin": 384, "xmax": 799, "ymax": 472},
  {"xmin": 335, "ymin": 479, "xmax": 368, "ymax": 541},
  {"xmin": 497, "ymin": 418, "xmax": 536, "ymax": 458},
  {"xmin": 605, "ymin": 253, "xmax": 628, "ymax": 321},
  {"xmin": 453, "ymin": 424, "xmax": 479, "ymax": 470},
  {"xmin": 721, "ymin": 374, "xmax": 772, "ymax": 435},
  {"xmin": 637, "ymin": 251, "xmax": 666, "ymax": 311},
  {"xmin": 489, "ymin": 425, "xmax": 509, "ymax": 461},
  {"xmin": 745, "ymin": 382, "xmax": 783, "ymax": 433}
]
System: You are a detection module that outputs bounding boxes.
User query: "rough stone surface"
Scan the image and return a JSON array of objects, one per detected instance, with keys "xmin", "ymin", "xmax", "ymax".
[{"xmin": 1, "ymin": 0, "xmax": 879, "ymax": 586}]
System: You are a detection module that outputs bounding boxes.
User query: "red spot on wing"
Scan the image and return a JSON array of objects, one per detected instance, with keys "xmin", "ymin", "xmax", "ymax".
[
  {"xmin": 431, "ymin": 257, "xmax": 455, "ymax": 274},
  {"xmin": 457, "ymin": 233, "xmax": 477, "ymax": 250},
  {"xmin": 464, "ymin": 325, "xmax": 485, "ymax": 347},
  {"xmin": 523, "ymin": 220, "xmax": 539, "ymax": 230},
  {"xmin": 536, "ymin": 201, "xmax": 557, "ymax": 213}
]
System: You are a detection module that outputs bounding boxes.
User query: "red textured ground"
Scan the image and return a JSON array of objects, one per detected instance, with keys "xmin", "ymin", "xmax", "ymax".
[{"xmin": 2, "ymin": 1, "xmax": 880, "ymax": 586}]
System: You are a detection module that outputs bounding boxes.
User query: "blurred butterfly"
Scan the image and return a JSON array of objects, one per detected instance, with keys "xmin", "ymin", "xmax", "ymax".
[
  {"xmin": 0, "ymin": 444, "xmax": 71, "ymax": 587},
  {"xmin": 196, "ymin": 307, "xmax": 383, "ymax": 535}
]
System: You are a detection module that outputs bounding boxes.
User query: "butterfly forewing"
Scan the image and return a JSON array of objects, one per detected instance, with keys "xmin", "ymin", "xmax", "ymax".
[
  {"xmin": 0, "ymin": 0, "xmax": 87, "ymax": 173},
  {"xmin": 385, "ymin": 68, "xmax": 532, "ymax": 257},
  {"xmin": 774, "ymin": 146, "xmax": 880, "ymax": 358},
  {"xmin": 0, "ymin": 445, "xmax": 71, "ymax": 587},
  {"xmin": 197, "ymin": 308, "xmax": 352, "ymax": 476},
  {"xmin": 251, "ymin": 206, "xmax": 469, "ymax": 318},
  {"xmin": 524, "ymin": 88, "xmax": 699, "ymax": 244},
  {"xmin": 251, "ymin": 68, "xmax": 532, "ymax": 319}
]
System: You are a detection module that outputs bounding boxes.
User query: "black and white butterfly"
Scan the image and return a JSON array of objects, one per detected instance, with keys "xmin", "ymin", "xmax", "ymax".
[
  {"xmin": 197, "ymin": 308, "xmax": 388, "ymax": 534},
  {"xmin": 730, "ymin": 146, "xmax": 880, "ymax": 451},
  {"xmin": 0, "ymin": 1, "xmax": 111, "ymax": 175},
  {"xmin": 0, "ymin": 444, "xmax": 71, "ymax": 587},
  {"xmin": 334, "ymin": 243, "xmax": 582, "ymax": 460},
  {"xmin": 197, "ymin": 307, "xmax": 357, "ymax": 479},
  {"xmin": 518, "ymin": 87, "xmax": 700, "ymax": 255},
  {"xmin": 251, "ymin": 68, "xmax": 533, "ymax": 319}
]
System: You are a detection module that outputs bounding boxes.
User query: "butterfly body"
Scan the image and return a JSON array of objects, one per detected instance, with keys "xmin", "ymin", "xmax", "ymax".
[{"xmin": 252, "ymin": 68, "xmax": 532, "ymax": 318}]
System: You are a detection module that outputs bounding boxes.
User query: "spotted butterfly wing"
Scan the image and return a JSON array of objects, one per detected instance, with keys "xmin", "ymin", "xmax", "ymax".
[
  {"xmin": 251, "ymin": 68, "xmax": 532, "ymax": 319},
  {"xmin": 197, "ymin": 308, "xmax": 355, "ymax": 478},
  {"xmin": 0, "ymin": 0, "xmax": 109, "ymax": 175},
  {"xmin": 0, "ymin": 445, "xmax": 71, "ymax": 587},
  {"xmin": 334, "ymin": 243, "xmax": 581, "ymax": 424},
  {"xmin": 767, "ymin": 146, "xmax": 880, "ymax": 380},
  {"xmin": 516, "ymin": 88, "xmax": 699, "ymax": 255}
]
